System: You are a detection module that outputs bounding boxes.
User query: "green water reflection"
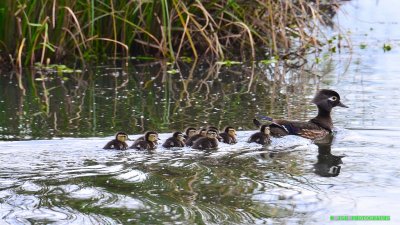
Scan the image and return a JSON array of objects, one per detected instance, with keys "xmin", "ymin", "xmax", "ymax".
[
  {"xmin": 1, "ymin": 60, "xmax": 324, "ymax": 140},
  {"xmin": 3, "ymin": 141, "xmax": 317, "ymax": 224}
]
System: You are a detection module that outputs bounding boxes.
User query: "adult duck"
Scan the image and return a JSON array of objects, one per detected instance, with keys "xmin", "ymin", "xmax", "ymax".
[{"xmin": 254, "ymin": 89, "xmax": 348, "ymax": 140}]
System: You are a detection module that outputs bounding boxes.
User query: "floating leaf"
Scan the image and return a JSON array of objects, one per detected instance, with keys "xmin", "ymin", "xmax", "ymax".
[
  {"xmin": 260, "ymin": 58, "xmax": 278, "ymax": 65},
  {"xmin": 135, "ymin": 56, "xmax": 156, "ymax": 60},
  {"xmin": 383, "ymin": 43, "xmax": 392, "ymax": 52},
  {"xmin": 167, "ymin": 69, "xmax": 179, "ymax": 74},
  {"xmin": 360, "ymin": 43, "xmax": 367, "ymax": 49},
  {"xmin": 216, "ymin": 60, "xmax": 241, "ymax": 66},
  {"xmin": 34, "ymin": 63, "xmax": 79, "ymax": 73}
]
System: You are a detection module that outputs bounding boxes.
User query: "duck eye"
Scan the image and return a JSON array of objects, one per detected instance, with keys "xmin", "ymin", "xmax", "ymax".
[{"xmin": 329, "ymin": 96, "xmax": 338, "ymax": 101}]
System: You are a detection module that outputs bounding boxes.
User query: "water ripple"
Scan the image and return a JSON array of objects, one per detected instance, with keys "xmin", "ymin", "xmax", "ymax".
[{"xmin": 1, "ymin": 127, "xmax": 396, "ymax": 224}]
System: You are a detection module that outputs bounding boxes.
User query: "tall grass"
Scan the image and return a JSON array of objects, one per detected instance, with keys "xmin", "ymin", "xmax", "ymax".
[{"xmin": 0, "ymin": 0, "xmax": 339, "ymax": 67}]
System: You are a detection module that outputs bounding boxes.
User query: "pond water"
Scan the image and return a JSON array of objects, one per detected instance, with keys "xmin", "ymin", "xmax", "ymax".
[{"xmin": 1, "ymin": 0, "xmax": 400, "ymax": 224}]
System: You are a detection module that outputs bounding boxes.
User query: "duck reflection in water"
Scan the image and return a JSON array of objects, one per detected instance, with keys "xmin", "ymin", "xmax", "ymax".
[{"xmin": 314, "ymin": 135, "xmax": 344, "ymax": 177}]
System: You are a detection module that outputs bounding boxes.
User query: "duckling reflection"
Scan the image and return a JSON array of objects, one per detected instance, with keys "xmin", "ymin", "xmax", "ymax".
[
  {"xmin": 130, "ymin": 131, "xmax": 159, "ymax": 151},
  {"xmin": 103, "ymin": 131, "xmax": 129, "ymax": 150},
  {"xmin": 192, "ymin": 129, "xmax": 219, "ymax": 150},
  {"xmin": 162, "ymin": 131, "xmax": 185, "ymax": 148},
  {"xmin": 314, "ymin": 142, "xmax": 344, "ymax": 177},
  {"xmin": 219, "ymin": 126, "xmax": 237, "ymax": 144}
]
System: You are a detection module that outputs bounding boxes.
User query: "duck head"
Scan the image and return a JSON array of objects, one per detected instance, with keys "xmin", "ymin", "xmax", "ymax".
[
  {"xmin": 116, "ymin": 132, "xmax": 129, "ymax": 142},
  {"xmin": 173, "ymin": 131, "xmax": 185, "ymax": 141},
  {"xmin": 206, "ymin": 129, "xmax": 218, "ymax": 139},
  {"xmin": 224, "ymin": 126, "xmax": 237, "ymax": 137},
  {"xmin": 185, "ymin": 127, "xmax": 197, "ymax": 138},
  {"xmin": 260, "ymin": 124, "xmax": 270, "ymax": 135},
  {"xmin": 312, "ymin": 89, "xmax": 348, "ymax": 112},
  {"xmin": 145, "ymin": 131, "xmax": 159, "ymax": 142},
  {"xmin": 198, "ymin": 128, "xmax": 207, "ymax": 136}
]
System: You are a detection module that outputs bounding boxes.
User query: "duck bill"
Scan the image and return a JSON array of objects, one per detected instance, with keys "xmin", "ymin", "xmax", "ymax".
[{"xmin": 337, "ymin": 101, "xmax": 348, "ymax": 108}]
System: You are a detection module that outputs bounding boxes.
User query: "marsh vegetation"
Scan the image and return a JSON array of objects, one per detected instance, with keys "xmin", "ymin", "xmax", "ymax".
[{"xmin": 0, "ymin": 0, "xmax": 343, "ymax": 68}]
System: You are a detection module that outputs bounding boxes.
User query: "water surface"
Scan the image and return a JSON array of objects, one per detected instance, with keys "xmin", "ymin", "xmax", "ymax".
[{"xmin": 1, "ymin": 0, "xmax": 400, "ymax": 224}]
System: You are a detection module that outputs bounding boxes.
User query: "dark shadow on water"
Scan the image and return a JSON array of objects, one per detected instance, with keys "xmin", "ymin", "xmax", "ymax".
[{"xmin": 314, "ymin": 135, "xmax": 345, "ymax": 177}]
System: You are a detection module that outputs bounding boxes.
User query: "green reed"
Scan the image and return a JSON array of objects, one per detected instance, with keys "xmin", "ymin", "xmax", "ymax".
[{"xmin": 0, "ymin": 0, "xmax": 338, "ymax": 67}]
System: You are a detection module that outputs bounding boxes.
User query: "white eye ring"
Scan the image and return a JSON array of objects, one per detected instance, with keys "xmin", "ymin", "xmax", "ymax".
[{"xmin": 329, "ymin": 96, "xmax": 338, "ymax": 101}]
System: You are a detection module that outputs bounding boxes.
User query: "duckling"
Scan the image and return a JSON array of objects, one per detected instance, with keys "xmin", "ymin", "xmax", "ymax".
[
  {"xmin": 185, "ymin": 128, "xmax": 207, "ymax": 147},
  {"xmin": 254, "ymin": 89, "xmax": 348, "ymax": 140},
  {"xmin": 132, "ymin": 133, "xmax": 160, "ymax": 145},
  {"xmin": 162, "ymin": 131, "xmax": 185, "ymax": 148},
  {"xmin": 219, "ymin": 126, "xmax": 237, "ymax": 144},
  {"xmin": 192, "ymin": 129, "xmax": 219, "ymax": 150},
  {"xmin": 207, "ymin": 126, "xmax": 224, "ymax": 142},
  {"xmin": 183, "ymin": 127, "xmax": 197, "ymax": 140},
  {"xmin": 248, "ymin": 124, "xmax": 271, "ymax": 145},
  {"xmin": 130, "ymin": 131, "xmax": 159, "ymax": 151},
  {"xmin": 103, "ymin": 132, "xmax": 129, "ymax": 150}
]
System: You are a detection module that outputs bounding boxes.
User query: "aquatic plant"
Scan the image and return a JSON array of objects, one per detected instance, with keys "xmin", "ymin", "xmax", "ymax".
[{"xmin": 0, "ymin": 0, "xmax": 342, "ymax": 68}]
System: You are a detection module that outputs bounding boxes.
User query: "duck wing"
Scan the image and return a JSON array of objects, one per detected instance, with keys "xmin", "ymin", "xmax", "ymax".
[{"xmin": 272, "ymin": 119, "xmax": 329, "ymax": 140}]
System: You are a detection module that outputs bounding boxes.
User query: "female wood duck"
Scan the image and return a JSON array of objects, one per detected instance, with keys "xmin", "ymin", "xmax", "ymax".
[
  {"xmin": 130, "ymin": 131, "xmax": 159, "ymax": 151},
  {"xmin": 248, "ymin": 124, "xmax": 271, "ymax": 145},
  {"xmin": 162, "ymin": 131, "xmax": 185, "ymax": 148},
  {"xmin": 254, "ymin": 89, "xmax": 348, "ymax": 140},
  {"xmin": 219, "ymin": 126, "xmax": 237, "ymax": 144},
  {"xmin": 192, "ymin": 129, "xmax": 219, "ymax": 150},
  {"xmin": 183, "ymin": 127, "xmax": 197, "ymax": 140},
  {"xmin": 103, "ymin": 132, "xmax": 130, "ymax": 150},
  {"xmin": 185, "ymin": 128, "xmax": 207, "ymax": 147}
]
